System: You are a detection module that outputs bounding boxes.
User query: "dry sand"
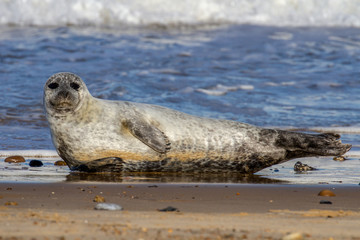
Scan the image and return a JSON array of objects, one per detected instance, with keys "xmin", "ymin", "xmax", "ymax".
[{"xmin": 0, "ymin": 182, "xmax": 360, "ymax": 239}]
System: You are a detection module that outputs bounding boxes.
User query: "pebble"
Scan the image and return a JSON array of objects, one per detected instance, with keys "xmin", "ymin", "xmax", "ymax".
[
  {"xmin": 54, "ymin": 160, "xmax": 67, "ymax": 166},
  {"xmin": 282, "ymin": 232, "xmax": 303, "ymax": 240},
  {"xmin": 29, "ymin": 160, "xmax": 43, "ymax": 167},
  {"xmin": 94, "ymin": 203, "xmax": 123, "ymax": 211},
  {"xmin": 93, "ymin": 195, "xmax": 105, "ymax": 203},
  {"xmin": 157, "ymin": 206, "xmax": 179, "ymax": 212},
  {"xmin": 4, "ymin": 201, "xmax": 18, "ymax": 206},
  {"xmin": 333, "ymin": 156, "xmax": 346, "ymax": 161},
  {"xmin": 318, "ymin": 189, "xmax": 336, "ymax": 197},
  {"xmin": 4, "ymin": 155, "xmax": 25, "ymax": 163},
  {"xmin": 293, "ymin": 161, "xmax": 316, "ymax": 172}
]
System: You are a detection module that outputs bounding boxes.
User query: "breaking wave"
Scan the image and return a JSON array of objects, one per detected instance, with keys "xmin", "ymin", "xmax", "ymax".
[{"xmin": 1, "ymin": 0, "xmax": 360, "ymax": 28}]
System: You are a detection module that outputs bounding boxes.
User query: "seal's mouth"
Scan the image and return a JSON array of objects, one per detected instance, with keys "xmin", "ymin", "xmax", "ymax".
[
  {"xmin": 50, "ymin": 100, "xmax": 76, "ymax": 112},
  {"xmin": 48, "ymin": 90, "xmax": 80, "ymax": 113}
]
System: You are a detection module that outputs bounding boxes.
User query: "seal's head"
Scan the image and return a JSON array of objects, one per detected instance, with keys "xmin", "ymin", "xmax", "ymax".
[{"xmin": 44, "ymin": 72, "xmax": 89, "ymax": 115}]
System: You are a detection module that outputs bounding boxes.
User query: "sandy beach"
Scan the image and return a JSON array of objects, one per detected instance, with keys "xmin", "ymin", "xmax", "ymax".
[
  {"xmin": 1, "ymin": 182, "xmax": 359, "ymax": 239},
  {"xmin": 2, "ymin": 1, "xmax": 360, "ymax": 239}
]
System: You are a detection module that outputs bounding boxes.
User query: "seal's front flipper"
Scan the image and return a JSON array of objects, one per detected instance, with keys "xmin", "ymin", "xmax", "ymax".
[
  {"xmin": 71, "ymin": 157, "xmax": 124, "ymax": 172},
  {"xmin": 122, "ymin": 119, "xmax": 171, "ymax": 154}
]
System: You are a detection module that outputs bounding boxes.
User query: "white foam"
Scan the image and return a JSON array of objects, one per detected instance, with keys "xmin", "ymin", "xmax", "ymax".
[
  {"xmin": 309, "ymin": 126, "xmax": 360, "ymax": 134},
  {"xmin": 1, "ymin": 0, "xmax": 360, "ymax": 27},
  {"xmin": 0, "ymin": 150, "xmax": 59, "ymax": 159},
  {"xmin": 197, "ymin": 84, "xmax": 254, "ymax": 96}
]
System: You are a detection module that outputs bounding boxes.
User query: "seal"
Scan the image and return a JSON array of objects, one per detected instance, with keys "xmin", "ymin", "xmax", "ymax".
[{"xmin": 44, "ymin": 72, "xmax": 352, "ymax": 173}]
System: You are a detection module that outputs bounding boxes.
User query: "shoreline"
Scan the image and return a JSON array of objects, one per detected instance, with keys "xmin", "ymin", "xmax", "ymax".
[{"xmin": 1, "ymin": 182, "xmax": 360, "ymax": 239}]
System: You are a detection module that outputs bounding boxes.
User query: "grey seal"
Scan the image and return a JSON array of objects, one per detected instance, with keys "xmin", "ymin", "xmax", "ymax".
[{"xmin": 44, "ymin": 72, "xmax": 351, "ymax": 173}]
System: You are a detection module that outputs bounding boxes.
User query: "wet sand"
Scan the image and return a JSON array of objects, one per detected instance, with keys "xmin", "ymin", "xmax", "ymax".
[{"xmin": 1, "ymin": 182, "xmax": 360, "ymax": 239}]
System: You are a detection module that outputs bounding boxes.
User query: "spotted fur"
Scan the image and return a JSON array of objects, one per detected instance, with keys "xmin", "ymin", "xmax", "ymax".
[{"xmin": 44, "ymin": 73, "xmax": 352, "ymax": 173}]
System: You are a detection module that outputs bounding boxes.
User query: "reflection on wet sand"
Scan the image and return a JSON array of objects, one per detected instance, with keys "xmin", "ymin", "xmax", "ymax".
[{"xmin": 66, "ymin": 172, "xmax": 284, "ymax": 184}]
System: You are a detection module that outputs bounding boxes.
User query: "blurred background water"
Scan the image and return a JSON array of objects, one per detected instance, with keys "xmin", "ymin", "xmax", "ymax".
[{"xmin": 0, "ymin": 0, "xmax": 360, "ymax": 183}]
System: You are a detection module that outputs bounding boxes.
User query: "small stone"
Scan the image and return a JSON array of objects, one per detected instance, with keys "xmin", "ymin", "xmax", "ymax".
[
  {"xmin": 294, "ymin": 161, "xmax": 316, "ymax": 172},
  {"xmin": 157, "ymin": 206, "xmax": 179, "ymax": 212},
  {"xmin": 94, "ymin": 203, "xmax": 122, "ymax": 211},
  {"xmin": 318, "ymin": 189, "xmax": 336, "ymax": 197},
  {"xmin": 333, "ymin": 156, "xmax": 346, "ymax": 161},
  {"xmin": 5, "ymin": 156, "xmax": 25, "ymax": 163},
  {"xmin": 54, "ymin": 160, "xmax": 67, "ymax": 166},
  {"xmin": 4, "ymin": 201, "xmax": 18, "ymax": 206},
  {"xmin": 319, "ymin": 200, "xmax": 332, "ymax": 204},
  {"xmin": 93, "ymin": 195, "xmax": 105, "ymax": 203},
  {"xmin": 29, "ymin": 160, "xmax": 43, "ymax": 167},
  {"xmin": 282, "ymin": 232, "xmax": 303, "ymax": 240}
]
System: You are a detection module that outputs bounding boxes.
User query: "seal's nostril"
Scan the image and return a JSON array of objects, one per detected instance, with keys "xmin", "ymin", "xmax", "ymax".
[{"xmin": 58, "ymin": 91, "xmax": 70, "ymax": 98}]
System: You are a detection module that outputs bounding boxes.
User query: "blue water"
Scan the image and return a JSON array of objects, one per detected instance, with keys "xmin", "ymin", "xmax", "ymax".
[
  {"xmin": 1, "ymin": 25, "xmax": 360, "ymax": 148},
  {"xmin": 1, "ymin": 21, "xmax": 360, "ymax": 183}
]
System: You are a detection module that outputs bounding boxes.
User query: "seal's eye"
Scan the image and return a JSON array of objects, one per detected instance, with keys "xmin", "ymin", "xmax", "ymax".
[
  {"xmin": 48, "ymin": 82, "xmax": 59, "ymax": 89},
  {"xmin": 70, "ymin": 82, "xmax": 80, "ymax": 91}
]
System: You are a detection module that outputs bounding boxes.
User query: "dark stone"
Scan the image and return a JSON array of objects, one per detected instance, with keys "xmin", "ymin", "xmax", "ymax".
[
  {"xmin": 157, "ymin": 206, "xmax": 179, "ymax": 212},
  {"xmin": 29, "ymin": 160, "xmax": 43, "ymax": 167},
  {"xmin": 294, "ymin": 161, "xmax": 316, "ymax": 172}
]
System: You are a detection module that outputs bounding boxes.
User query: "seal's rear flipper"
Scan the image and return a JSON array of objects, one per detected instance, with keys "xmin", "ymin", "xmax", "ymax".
[
  {"xmin": 263, "ymin": 129, "xmax": 352, "ymax": 159},
  {"xmin": 71, "ymin": 157, "xmax": 124, "ymax": 172}
]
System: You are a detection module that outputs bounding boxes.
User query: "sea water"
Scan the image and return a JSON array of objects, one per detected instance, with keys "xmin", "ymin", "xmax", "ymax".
[{"xmin": 0, "ymin": 0, "xmax": 360, "ymax": 184}]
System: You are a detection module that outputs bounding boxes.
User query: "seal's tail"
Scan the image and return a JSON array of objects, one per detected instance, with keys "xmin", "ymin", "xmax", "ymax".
[{"xmin": 270, "ymin": 130, "xmax": 352, "ymax": 159}]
